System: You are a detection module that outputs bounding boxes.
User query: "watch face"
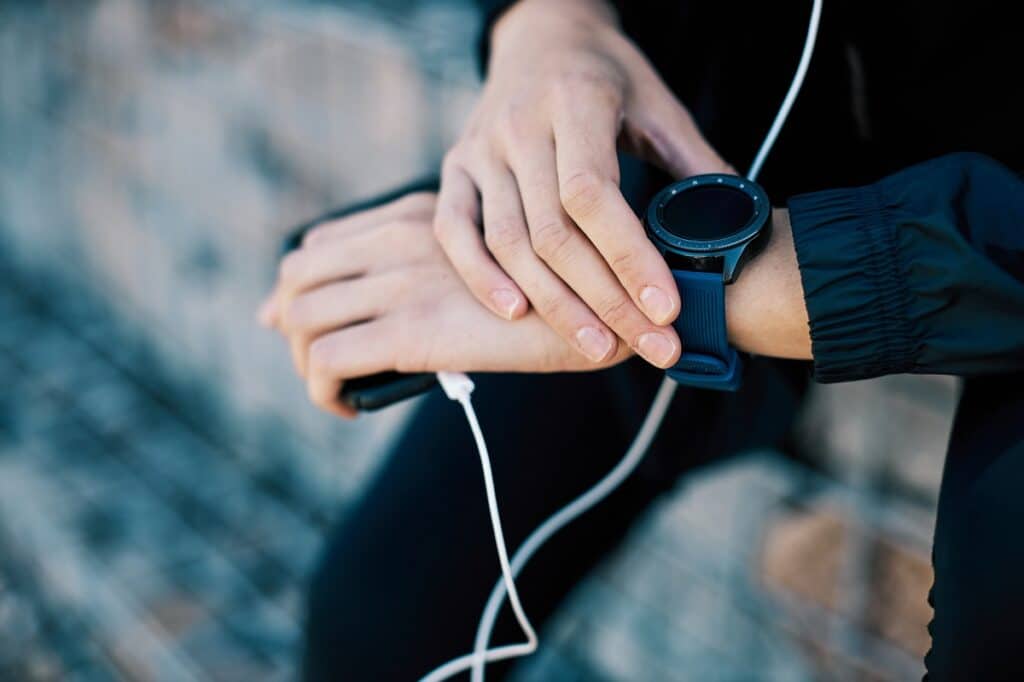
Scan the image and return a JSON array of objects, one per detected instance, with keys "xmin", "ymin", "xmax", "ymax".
[
  {"xmin": 646, "ymin": 174, "xmax": 769, "ymax": 255},
  {"xmin": 660, "ymin": 184, "xmax": 755, "ymax": 241}
]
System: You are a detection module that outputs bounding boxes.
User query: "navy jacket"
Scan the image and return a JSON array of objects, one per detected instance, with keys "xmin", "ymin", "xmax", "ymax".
[{"xmin": 479, "ymin": 1, "xmax": 1024, "ymax": 381}]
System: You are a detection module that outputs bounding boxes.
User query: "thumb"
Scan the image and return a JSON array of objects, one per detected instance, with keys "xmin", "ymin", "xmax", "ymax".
[{"xmin": 621, "ymin": 78, "xmax": 735, "ymax": 179}]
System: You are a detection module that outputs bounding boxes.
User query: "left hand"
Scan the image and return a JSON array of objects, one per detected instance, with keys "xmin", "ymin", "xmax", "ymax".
[
  {"xmin": 433, "ymin": 0, "xmax": 733, "ymax": 370},
  {"xmin": 258, "ymin": 192, "xmax": 633, "ymax": 418}
]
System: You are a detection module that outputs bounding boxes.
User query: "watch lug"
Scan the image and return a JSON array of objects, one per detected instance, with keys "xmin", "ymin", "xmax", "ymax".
[
  {"xmin": 721, "ymin": 220, "xmax": 772, "ymax": 284},
  {"xmin": 721, "ymin": 248, "xmax": 743, "ymax": 284}
]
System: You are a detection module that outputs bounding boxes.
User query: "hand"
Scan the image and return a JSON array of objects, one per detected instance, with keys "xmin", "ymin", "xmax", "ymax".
[
  {"xmin": 433, "ymin": 0, "xmax": 732, "ymax": 370},
  {"xmin": 258, "ymin": 192, "xmax": 633, "ymax": 418}
]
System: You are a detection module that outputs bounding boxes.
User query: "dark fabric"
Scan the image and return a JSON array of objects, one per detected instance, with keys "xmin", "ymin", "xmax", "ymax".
[
  {"xmin": 303, "ymin": 357, "xmax": 807, "ymax": 681},
  {"xmin": 789, "ymin": 153, "xmax": 1024, "ymax": 382},
  {"xmin": 925, "ymin": 372, "xmax": 1024, "ymax": 680}
]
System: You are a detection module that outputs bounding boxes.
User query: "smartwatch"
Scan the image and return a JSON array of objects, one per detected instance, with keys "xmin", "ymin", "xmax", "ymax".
[{"xmin": 644, "ymin": 174, "xmax": 772, "ymax": 391}]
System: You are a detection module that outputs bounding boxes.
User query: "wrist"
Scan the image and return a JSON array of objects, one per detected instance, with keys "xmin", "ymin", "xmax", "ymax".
[
  {"xmin": 724, "ymin": 208, "xmax": 812, "ymax": 359},
  {"xmin": 490, "ymin": 0, "xmax": 619, "ymax": 63}
]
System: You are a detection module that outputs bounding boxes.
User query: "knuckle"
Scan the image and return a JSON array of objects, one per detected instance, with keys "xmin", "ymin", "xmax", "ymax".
[
  {"xmin": 608, "ymin": 249, "xmax": 638, "ymax": 277},
  {"xmin": 560, "ymin": 170, "xmax": 608, "ymax": 217},
  {"xmin": 307, "ymin": 337, "xmax": 336, "ymax": 376},
  {"xmin": 306, "ymin": 380, "xmax": 329, "ymax": 410},
  {"xmin": 553, "ymin": 67, "xmax": 595, "ymax": 92},
  {"xmin": 383, "ymin": 219, "xmax": 420, "ymax": 243},
  {"xmin": 435, "ymin": 198, "xmax": 476, "ymax": 231},
  {"xmin": 433, "ymin": 213, "xmax": 470, "ymax": 253},
  {"xmin": 454, "ymin": 135, "xmax": 488, "ymax": 163},
  {"xmin": 279, "ymin": 251, "xmax": 304, "ymax": 283},
  {"xmin": 283, "ymin": 298, "xmax": 310, "ymax": 330},
  {"xmin": 553, "ymin": 67, "xmax": 622, "ymax": 101},
  {"xmin": 497, "ymin": 104, "xmax": 529, "ymax": 142},
  {"xmin": 441, "ymin": 149, "xmax": 463, "ymax": 175},
  {"xmin": 597, "ymin": 295, "xmax": 634, "ymax": 328},
  {"xmin": 530, "ymin": 218, "xmax": 574, "ymax": 262},
  {"xmin": 399, "ymin": 191, "xmax": 436, "ymax": 214},
  {"xmin": 431, "ymin": 213, "xmax": 449, "ymax": 242},
  {"xmin": 533, "ymin": 291, "xmax": 567, "ymax": 325},
  {"xmin": 484, "ymin": 218, "xmax": 527, "ymax": 255}
]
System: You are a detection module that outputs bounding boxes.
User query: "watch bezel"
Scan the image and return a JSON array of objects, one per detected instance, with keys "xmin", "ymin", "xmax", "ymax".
[{"xmin": 646, "ymin": 174, "xmax": 770, "ymax": 254}]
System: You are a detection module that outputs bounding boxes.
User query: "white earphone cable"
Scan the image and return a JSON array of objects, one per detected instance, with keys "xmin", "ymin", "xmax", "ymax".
[{"xmin": 423, "ymin": 2, "xmax": 822, "ymax": 679}]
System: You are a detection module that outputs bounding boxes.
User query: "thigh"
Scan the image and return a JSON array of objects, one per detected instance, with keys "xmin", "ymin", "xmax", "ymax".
[
  {"xmin": 302, "ymin": 356, "xmax": 806, "ymax": 681},
  {"xmin": 926, "ymin": 372, "xmax": 1024, "ymax": 680},
  {"xmin": 302, "ymin": 363, "xmax": 665, "ymax": 681}
]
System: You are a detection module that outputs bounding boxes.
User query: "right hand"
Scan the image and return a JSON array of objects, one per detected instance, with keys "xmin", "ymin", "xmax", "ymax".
[{"xmin": 434, "ymin": 0, "xmax": 731, "ymax": 369}]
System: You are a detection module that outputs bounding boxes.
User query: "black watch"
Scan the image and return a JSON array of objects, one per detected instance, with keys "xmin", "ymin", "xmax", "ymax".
[{"xmin": 644, "ymin": 174, "xmax": 772, "ymax": 391}]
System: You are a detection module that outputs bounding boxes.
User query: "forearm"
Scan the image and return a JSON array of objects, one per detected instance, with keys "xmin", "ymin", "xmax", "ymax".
[
  {"xmin": 492, "ymin": 0, "xmax": 618, "ymax": 40},
  {"xmin": 486, "ymin": 0, "xmax": 620, "ymax": 74},
  {"xmin": 726, "ymin": 209, "xmax": 812, "ymax": 360}
]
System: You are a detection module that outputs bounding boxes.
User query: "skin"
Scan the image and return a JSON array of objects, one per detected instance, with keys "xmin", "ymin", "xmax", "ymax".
[
  {"xmin": 433, "ymin": 0, "xmax": 733, "ymax": 370},
  {"xmin": 259, "ymin": 194, "xmax": 811, "ymax": 418},
  {"xmin": 259, "ymin": 0, "xmax": 813, "ymax": 417}
]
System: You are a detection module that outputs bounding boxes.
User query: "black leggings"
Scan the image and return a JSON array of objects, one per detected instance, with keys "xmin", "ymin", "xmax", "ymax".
[{"xmin": 301, "ymin": 359, "xmax": 1024, "ymax": 681}]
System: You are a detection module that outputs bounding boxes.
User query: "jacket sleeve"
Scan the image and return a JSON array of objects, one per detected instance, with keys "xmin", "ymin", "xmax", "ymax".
[{"xmin": 789, "ymin": 152, "xmax": 1024, "ymax": 382}]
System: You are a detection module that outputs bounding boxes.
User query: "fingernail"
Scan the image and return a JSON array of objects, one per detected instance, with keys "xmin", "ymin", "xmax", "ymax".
[
  {"xmin": 636, "ymin": 332, "xmax": 678, "ymax": 368},
  {"xmin": 490, "ymin": 288, "xmax": 522, "ymax": 320},
  {"xmin": 576, "ymin": 326, "xmax": 613, "ymax": 363},
  {"xmin": 640, "ymin": 286, "xmax": 675, "ymax": 325}
]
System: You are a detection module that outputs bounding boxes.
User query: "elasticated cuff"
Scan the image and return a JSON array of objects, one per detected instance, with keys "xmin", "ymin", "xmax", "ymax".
[{"xmin": 788, "ymin": 185, "xmax": 917, "ymax": 383}]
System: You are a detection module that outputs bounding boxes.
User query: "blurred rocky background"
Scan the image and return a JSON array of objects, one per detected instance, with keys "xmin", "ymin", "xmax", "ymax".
[{"xmin": 0, "ymin": 1, "xmax": 956, "ymax": 680}]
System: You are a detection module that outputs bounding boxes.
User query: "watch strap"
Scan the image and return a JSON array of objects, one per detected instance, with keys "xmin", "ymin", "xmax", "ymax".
[{"xmin": 667, "ymin": 270, "xmax": 743, "ymax": 391}]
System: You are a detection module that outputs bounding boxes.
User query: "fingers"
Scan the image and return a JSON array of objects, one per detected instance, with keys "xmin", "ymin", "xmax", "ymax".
[
  {"xmin": 433, "ymin": 159, "xmax": 527, "ymax": 320},
  {"xmin": 508, "ymin": 136, "xmax": 679, "ymax": 368},
  {"xmin": 262, "ymin": 237, "xmax": 368, "ymax": 341},
  {"xmin": 276, "ymin": 238, "xmax": 365, "ymax": 302},
  {"xmin": 549, "ymin": 90, "xmax": 681, "ymax": 367},
  {"xmin": 281, "ymin": 273, "xmax": 392, "ymax": 377},
  {"xmin": 477, "ymin": 162, "xmax": 619, "ymax": 364},
  {"xmin": 623, "ymin": 77, "xmax": 734, "ymax": 178},
  {"xmin": 305, "ymin": 318, "xmax": 399, "ymax": 418},
  {"xmin": 282, "ymin": 274, "xmax": 385, "ymax": 376},
  {"xmin": 289, "ymin": 273, "xmax": 416, "ymax": 418},
  {"xmin": 261, "ymin": 194, "xmax": 436, "ymax": 330},
  {"xmin": 265, "ymin": 218, "xmax": 435, "ymax": 334},
  {"xmin": 281, "ymin": 269, "xmax": 414, "ymax": 364}
]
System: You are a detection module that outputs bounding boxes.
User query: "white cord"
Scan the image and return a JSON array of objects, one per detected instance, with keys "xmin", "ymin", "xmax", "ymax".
[
  {"xmin": 747, "ymin": 0, "xmax": 823, "ymax": 182},
  {"xmin": 423, "ymin": 2, "xmax": 822, "ymax": 679},
  {"xmin": 422, "ymin": 377, "xmax": 679, "ymax": 682},
  {"xmin": 427, "ymin": 371, "xmax": 539, "ymax": 682}
]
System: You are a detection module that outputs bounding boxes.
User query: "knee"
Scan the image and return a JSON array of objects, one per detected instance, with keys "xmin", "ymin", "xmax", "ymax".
[
  {"xmin": 301, "ymin": 528, "xmax": 383, "ymax": 681},
  {"xmin": 301, "ymin": 545, "xmax": 346, "ymax": 681}
]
